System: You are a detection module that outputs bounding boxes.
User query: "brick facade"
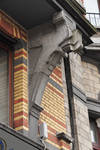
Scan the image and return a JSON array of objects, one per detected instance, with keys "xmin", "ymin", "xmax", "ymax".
[
  {"xmin": 82, "ymin": 57, "xmax": 100, "ymax": 100},
  {"xmin": 0, "ymin": 10, "xmax": 29, "ymax": 132},
  {"xmin": 0, "ymin": 10, "xmax": 27, "ymax": 41},
  {"xmin": 0, "ymin": 1, "xmax": 99, "ymax": 150},
  {"xmin": 14, "ymin": 47, "xmax": 28, "ymax": 131},
  {"xmin": 40, "ymin": 65, "xmax": 70, "ymax": 150}
]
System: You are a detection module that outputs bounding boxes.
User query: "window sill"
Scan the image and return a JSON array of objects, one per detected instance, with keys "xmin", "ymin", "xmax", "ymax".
[{"xmin": 93, "ymin": 143, "xmax": 100, "ymax": 150}]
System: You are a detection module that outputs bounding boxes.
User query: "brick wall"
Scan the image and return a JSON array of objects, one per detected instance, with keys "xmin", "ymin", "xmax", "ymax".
[
  {"xmin": 40, "ymin": 65, "xmax": 70, "ymax": 150},
  {"xmin": 0, "ymin": 11, "xmax": 29, "ymax": 132},
  {"xmin": 0, "ymin": 10, "xmax": 27, "ymax": 41},
  {"xmin": 69, "ymin": 53, "xmax": 84, "ymax": 92},
  {"xmin": 82, "ymin": 57, "xmax": 100, "ymax": 100},
  {"xmin": 14, "ymin": 48, "xmax": 29, "ymax": 132}
]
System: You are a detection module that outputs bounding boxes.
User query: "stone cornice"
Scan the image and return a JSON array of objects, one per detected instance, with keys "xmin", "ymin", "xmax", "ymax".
[
  {"xmin": 72, "ymin": 0, "xmax": 86, "ymax": 15},
  {"xmin": 87, "ymin": 97, "xmax": 100, "ymax": 105},
  {"xmin": 30, "ymin": 103, "xmax": 43, "ymax": 119},
  {"xmin": 72, "ymin": 84, "xmax": 86, "ymax": 103},
  {"xmin": 84, "ymin": 44, "xmax": 100, "ymax": 61},
  {"xmin": 55, "ymin": 0, "xmax": 96, "ymax": 37},
  {"xmin": 87, "ymin": 97, "xmax": 100, "ymax": 118}
]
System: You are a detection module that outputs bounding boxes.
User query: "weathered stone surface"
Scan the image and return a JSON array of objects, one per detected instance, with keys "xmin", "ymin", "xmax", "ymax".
[
  {"xmin": 69, "ymin": 53, "xmax": 93, "ymax": 150},
  {"xmin": 82, "ymin": 56, "xmax": 100, "ymax": 101}
]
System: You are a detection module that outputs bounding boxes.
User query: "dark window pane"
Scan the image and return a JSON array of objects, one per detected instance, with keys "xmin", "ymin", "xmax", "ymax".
[
  {"xmin": 0, "ymin": 49, "xmax": 8, "ymax": 124},
  {"xmin": 90, "ymin": 119, "xmax": 98, "ymax": 144}
]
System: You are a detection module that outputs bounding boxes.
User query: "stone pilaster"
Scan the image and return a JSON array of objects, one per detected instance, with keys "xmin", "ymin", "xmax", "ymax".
[{"xmin": 68, "ymin": 52, "xmax": 93, "ymax": 150}]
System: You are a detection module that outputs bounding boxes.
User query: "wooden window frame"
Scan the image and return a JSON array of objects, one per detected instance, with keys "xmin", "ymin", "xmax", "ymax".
[
  {"xmin": 90, "ymin": 118, "xmax": 100, "ymax": 150},
  {"xmin": 0, "ymin": 41, "xmax": 13, "ymax": 127},
  {"xmin": 93, "ymin": 128, "xmax": 100, "ymax": 150}
]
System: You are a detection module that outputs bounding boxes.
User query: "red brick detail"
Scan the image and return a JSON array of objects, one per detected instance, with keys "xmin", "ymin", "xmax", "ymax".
[
  {"xmin": 0, "ymin": 11, "xmax": 27, "ymax": 41},
  {"xmin": 47, "ymin": 84, "xmax": 64, "ymax": 99},
  {"xmin": 53, "ymin": 68, "xmax": 62, "ymax": 78},
  {"xmin": 50, "ymin": 74, "xmax": 62, "ymax": 84},
  {"xmin": 42, "ymin": 110, "xmax": 66, "ymax": 128},
  {"xmin": 60, "ymin": 140, "xmax": 70, "ymax": 149},
  {"xmin": 20, "ymin": 30, "xmax": 27, "ymax": 41},
  {"xmin": 48, "ymin": 133, "xmax": 70, "ymax": 149},
  {"xmin": 14, "ymin": 98, "xmax": 28, "ymax": 104},
  {"xmin": 14, "ymin": 111, "xmax": 28, "ymax": 118},
  {"xmin": 48, "ymin": 126, "xmax": 57, "ymax": 134},
  {"xmin": 14, "ymin": 51, "xmax": 27, "ymax": 57},
  {"xmin": 14, "ymin": 66, "xmax": 27, "ymax": 72},
  {"xmin": 48, "ymin": 133, "xmax": 59, "ymax": 145},
  {"xmin": 39, "ymin": 121, "xmax": 70, "ymax": 149},
  {"xmin": 0, "ymin": 17, "xmax": 13, "ymax": 37},
  {"xmin": 14, "ymin": 118, "xmax": 28, "ymax": 128}
]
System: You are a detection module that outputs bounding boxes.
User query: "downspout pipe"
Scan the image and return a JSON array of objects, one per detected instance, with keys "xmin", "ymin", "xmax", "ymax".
[{"xmin": 64, "ymin": 55, "xmax": 76, "ymax": 150}]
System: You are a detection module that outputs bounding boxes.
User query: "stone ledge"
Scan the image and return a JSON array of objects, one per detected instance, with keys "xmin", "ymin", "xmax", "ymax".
[
  {"xmin": 72, "ymin": 84, "xmax": 86, "ymax": 103},
  {"xmin": 30, "ymin": 103, "xmax": 43, "ymax": 119},
  {"xmin": 0, "ymin": 123, "xmax": 44, "ymax": 150},
  {"xmin": 87, "ymin": 97, "xmax": 100, "ymax": 119},
  {"xmin": 56, "ymin": 132, "xmax": 74, "ymax": 143}
]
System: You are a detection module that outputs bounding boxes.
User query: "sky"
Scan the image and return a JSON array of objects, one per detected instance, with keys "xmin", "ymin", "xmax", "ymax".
[{"xmin": 84, "ymin": 0, "xmax": 99, "ymax": 13}]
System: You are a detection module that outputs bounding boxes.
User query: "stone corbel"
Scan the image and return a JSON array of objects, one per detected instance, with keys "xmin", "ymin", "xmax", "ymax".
[
  {"xmin": 28, "ymin": 10, "xmax": 84, "ymax": 140},
  {"xmin": 53, "ymin": 11, "xmax": 76, "ymax": 31},
  {"xmin": 61, "ymin": 29, "xmax": 83, "ymax": 53},
  {"xmin": 28, "ymin": 10, "xmax": 78, "ymax": 107},
  {"xmin": 56, "ymin": 132, "xmax": 74, "ymax": 143},
  {"xmin": 53, "ymin": 11, "xmax": 83, "ymax": 54}
]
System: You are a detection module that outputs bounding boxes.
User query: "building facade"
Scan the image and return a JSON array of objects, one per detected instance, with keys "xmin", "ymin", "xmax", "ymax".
[{"xmin": 0, "ymin": 0, "xmax": 99, "ymax": 150}]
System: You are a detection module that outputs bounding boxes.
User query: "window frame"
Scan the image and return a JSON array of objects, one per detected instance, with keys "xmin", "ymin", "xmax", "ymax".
[
  {"xmin": 93, "ymin": 127, "xmax": 100, "ymax": 150},
  {"xmin": 89, "ymin": 117, "xmax": 100, "ymax": 150},
  {"xmin": 0, "ymin": 41, "xmax": 13, "ymax": 127}
]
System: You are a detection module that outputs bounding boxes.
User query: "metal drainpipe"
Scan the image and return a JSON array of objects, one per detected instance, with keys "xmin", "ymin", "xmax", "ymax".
[{"xmin": 64, "ymin": 55, "xmax": 76, "ymax": 150}]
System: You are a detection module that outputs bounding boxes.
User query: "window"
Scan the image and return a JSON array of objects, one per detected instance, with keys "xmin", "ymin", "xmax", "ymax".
[
  {"xmin": 90, "ymin": 119, "xmax": 98, "ymax": 143},
  {"xmin": 84, "ymin": 0, "xmax": 99, "ymax": 13},
  {"xmin": 0, "ymin": 42, "xmax": 13, "ymax": 126},
  {"xmin": 90, "ymin": 118, "xmax": 100, "ymax": 150},
  {"xmin": 84, "ymin": 0, "xmax": 100, "ymax": 26}
]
